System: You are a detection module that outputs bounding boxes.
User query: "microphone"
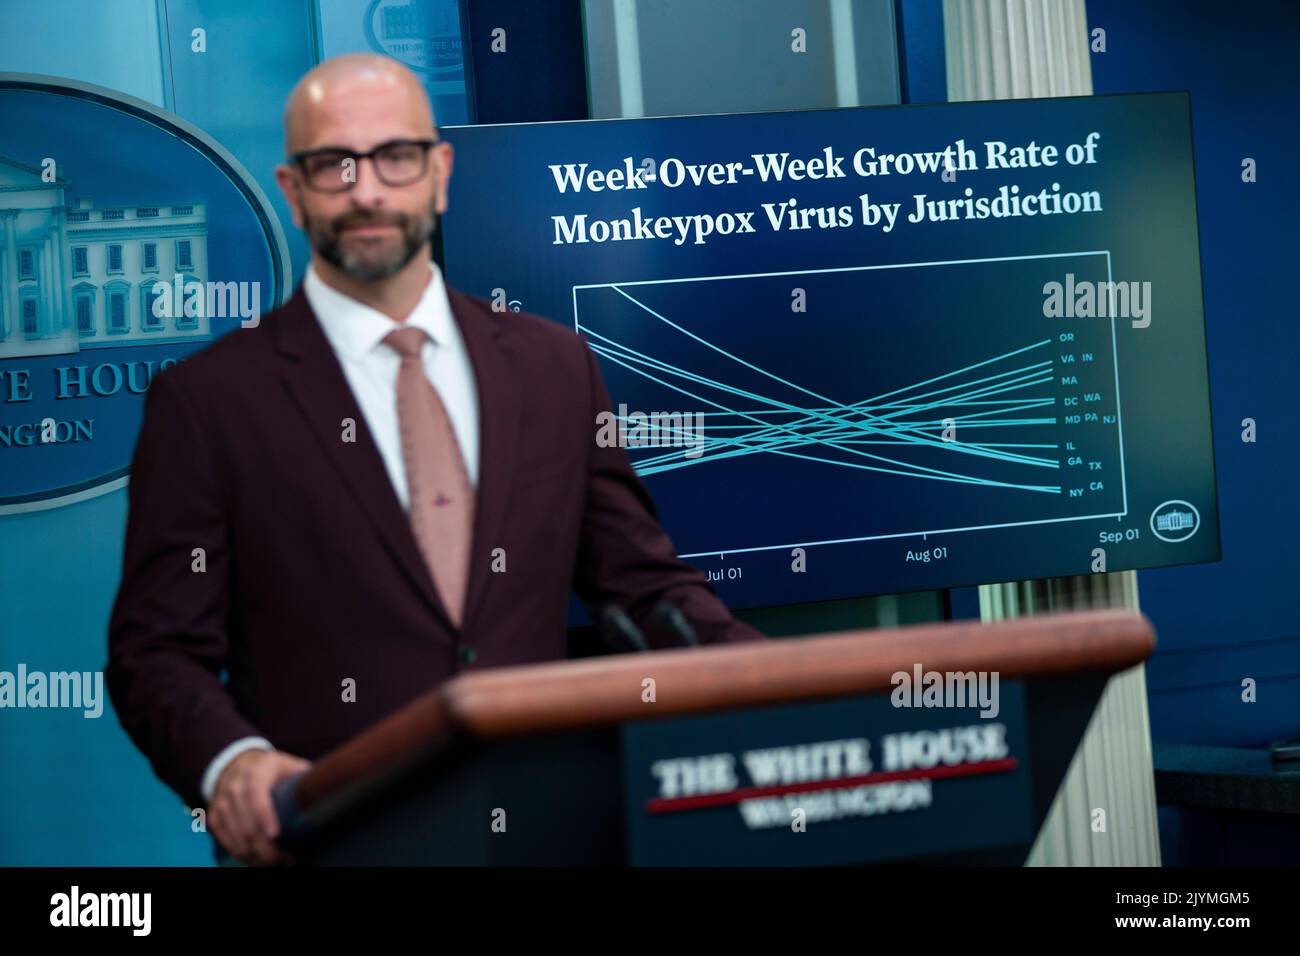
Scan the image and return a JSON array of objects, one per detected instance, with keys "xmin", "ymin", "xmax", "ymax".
[
  {"xmin": 270, "ymin": 771, "xmax": 311, "ymax": 849},
  {"xmin": 654, "ymin": 600, "xmax": 699, "ymax": 647},
  {"xmin": 597, "ymin": 603, "xmax": 650, "ymax": 653}
]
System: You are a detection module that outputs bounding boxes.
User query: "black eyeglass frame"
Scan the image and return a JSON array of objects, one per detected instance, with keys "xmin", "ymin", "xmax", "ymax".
[{"xmin": 289, "ymin": 138, "xmax": 440, "ymax": 192}]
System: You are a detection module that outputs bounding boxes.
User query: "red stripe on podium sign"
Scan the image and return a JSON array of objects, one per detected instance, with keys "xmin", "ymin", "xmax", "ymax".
[{"xmin": 644, "ymin": 757, "xmax": 1020, "ymax": 814}]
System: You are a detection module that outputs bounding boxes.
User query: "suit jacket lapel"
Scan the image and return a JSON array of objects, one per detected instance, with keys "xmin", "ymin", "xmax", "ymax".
[
  {"xmin": 447, "ymin": 286, "xmax": 520, "ymax": 633},
  {"xmin": 272, "ymin": 286, "xmax": 455, "ymax": 633}
]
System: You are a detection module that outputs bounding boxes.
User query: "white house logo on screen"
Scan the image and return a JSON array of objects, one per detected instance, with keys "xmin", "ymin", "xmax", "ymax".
[
  {"xmin": 365, "ymin": 0, "xmax": 463, "ymax": 75},
  {"xmin": 0, "ymin": 76, "xmax": 287, "ymax": 514},
  {"xmin": 646, "ymin": 726, "xmax": 1015, "ymax": 830},
  {"xmin": 1150, "ymin": 499, "xmax": 1200, "ymax": 543}
]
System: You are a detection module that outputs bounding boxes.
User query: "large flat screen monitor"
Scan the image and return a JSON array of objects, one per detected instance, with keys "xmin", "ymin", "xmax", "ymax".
[{"xmin": 440, "ymin": 92, "xmax": 1220, "ymax": 614}]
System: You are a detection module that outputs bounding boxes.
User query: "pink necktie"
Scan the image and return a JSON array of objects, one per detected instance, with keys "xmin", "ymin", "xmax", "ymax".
[{"xmin": 382, "ymin": 326, "xmax": 474, "ymax": 628}]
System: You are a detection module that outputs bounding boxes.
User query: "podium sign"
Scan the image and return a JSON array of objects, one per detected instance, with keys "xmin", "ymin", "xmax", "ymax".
[{"xmin": 622, "ymin": 683, "xmax": 1033, "ymax": 865}]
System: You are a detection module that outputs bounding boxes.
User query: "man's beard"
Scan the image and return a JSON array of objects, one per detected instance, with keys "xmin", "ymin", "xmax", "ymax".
[{"xmin": 304, "ymin": 202, "xmax": 436, "ymax": 281}]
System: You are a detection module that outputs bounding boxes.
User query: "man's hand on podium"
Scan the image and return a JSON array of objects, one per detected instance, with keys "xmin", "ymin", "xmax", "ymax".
[{"xmin": 209, "ymin": 749, "xmax": 311, "ymax": 866}]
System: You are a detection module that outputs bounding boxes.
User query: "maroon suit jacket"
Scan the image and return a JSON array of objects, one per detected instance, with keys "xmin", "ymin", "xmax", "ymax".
[{"xmin": 106, "ymin": 282, "xmax": 764, "ymax": 808}]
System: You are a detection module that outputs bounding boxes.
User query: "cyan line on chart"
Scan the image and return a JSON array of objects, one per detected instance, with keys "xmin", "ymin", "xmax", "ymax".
[
  {"xmin": 583, "ymin": 323, "xmax": 1058, "ymax": 467},
  {"xmin": 565, "ymin": 250, "xmax": 1124, "ymax": 555},
  {"xmin": 587, "ymin": 335, "xmax": 1060, "ymax": 484},
  {"xmin": 587, "ymin": 336, "xmax": 1061, "ymax": 484},
  {"xmin": 584, "ymin": 327, "xmax": 1062, "ymax": 481},
  {"xmin": 587, "ymin": 338, "xmax": 1062, "ymax": 493},
  {"xmin": 591, "ymin": 284, "xmax": 1069, "ymax": 466},
  {"xmin": 606, "ymin": 283, "xmax": 1059, "ymax": 440}
]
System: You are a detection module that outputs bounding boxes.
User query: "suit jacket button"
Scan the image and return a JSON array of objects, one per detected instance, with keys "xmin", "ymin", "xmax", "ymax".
[{"xmin": 458, "ymin": 645, "xmax": 477, "ymax": 665}]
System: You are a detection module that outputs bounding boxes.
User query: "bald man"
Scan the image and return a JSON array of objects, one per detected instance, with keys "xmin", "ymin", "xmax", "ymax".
[{"xmin": 106, "ymin": 55, "xmax": 764, "ymax": 866}]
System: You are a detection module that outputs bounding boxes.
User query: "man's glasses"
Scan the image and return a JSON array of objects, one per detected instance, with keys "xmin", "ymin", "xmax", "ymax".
[{"xmin": 291, "ymin": 138, "xmax": 438, "ymax": 192}]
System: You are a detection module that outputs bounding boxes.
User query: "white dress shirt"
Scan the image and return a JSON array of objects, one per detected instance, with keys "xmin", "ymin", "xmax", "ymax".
[
  {"xmin": 307, "ymin": 259, "xmax": 480, "ymax": 496},
  {"xmin": 199, "ymin": 259, "xmax": 481, "ymax": 804}
]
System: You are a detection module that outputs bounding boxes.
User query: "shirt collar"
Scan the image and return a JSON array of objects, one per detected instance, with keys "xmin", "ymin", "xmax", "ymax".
[{"xmin": 303, "ymin": 259, "xmax": 456, "ymax": 361}]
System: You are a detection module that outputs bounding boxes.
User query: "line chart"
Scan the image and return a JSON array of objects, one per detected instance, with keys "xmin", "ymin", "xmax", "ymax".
[{"xmin": 574, "ymin": 253, "xmax": 1126, "ymax": 558}]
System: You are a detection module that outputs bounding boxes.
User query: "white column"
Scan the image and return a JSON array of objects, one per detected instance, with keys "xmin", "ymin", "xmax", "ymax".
[
  {"xmin": 1, "ymin": 211, "xmax": 19, "ymax": 342},
  {"xmin": 55, "ymin": 208, "xmax": 71, "ymax": 340},
  {"xmin": 40, "ymin": 234, "xmax": 54, "ymax": 337},
  {"xmin": 944, "ymin": 0, "xmax": 1093, "ymax": 100},
  {"xmin": 943, "ymin": 0, "xmax": 1161, "ymax": 867}
]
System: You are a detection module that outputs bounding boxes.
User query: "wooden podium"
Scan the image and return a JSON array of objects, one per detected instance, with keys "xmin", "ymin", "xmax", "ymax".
[{"xmin": 272, "ymin": 608, "xmax": 1154, "ymax": 865}]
